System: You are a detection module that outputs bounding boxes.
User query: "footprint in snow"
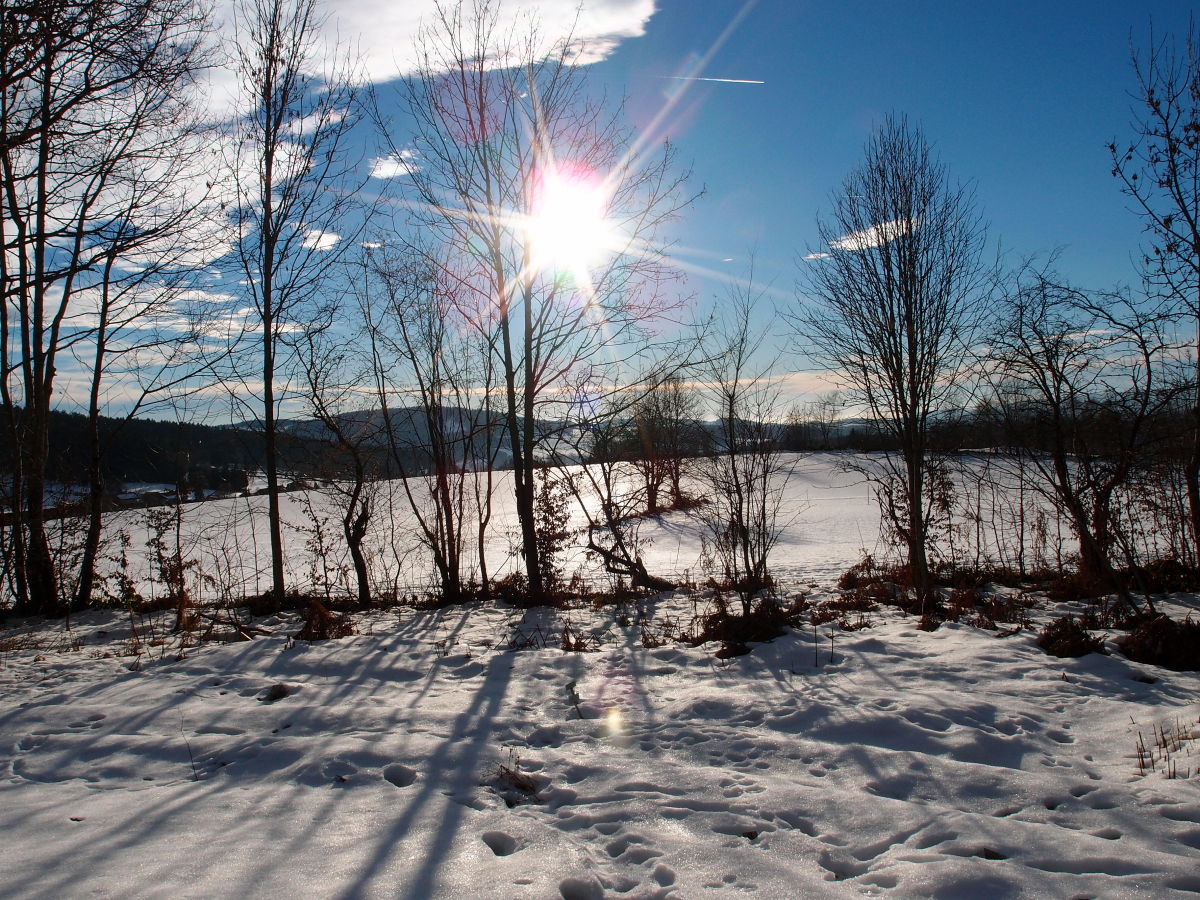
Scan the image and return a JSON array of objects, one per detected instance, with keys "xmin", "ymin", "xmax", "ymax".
[
  {"xmin": 774, "ymin": 811, "xmax": 817, "ymax": 836},
  {"xmin": 382, "ymin": 764, "xmax": 417, "ymax": 788},
  {"xmin": 481, "ymin": 831, "xmax": 520, "ymax": 856},
  {"xmin": 606, "ymin": 833, "xmax": 662, "ymax": 864},
  {"xmin": 1174, "ymin": 829, "xmax": 1200, "ymax": 851},
  {"xmin": 558, "ymin": 876, "xmax": 603, "ymax": 900}
]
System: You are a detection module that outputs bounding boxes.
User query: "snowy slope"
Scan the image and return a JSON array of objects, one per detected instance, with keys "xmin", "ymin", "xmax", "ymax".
[{"xmin": 3, "ymin": 601, "xmax": 1199, "ymax": 897}]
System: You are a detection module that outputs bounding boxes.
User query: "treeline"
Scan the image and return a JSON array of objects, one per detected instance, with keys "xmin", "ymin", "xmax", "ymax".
[
  {"xmin": 2, "ymin": 408, "xmax": 260, "ymax": 489},
  {"xmin": 0, "ymin": 407, "xmax": 459, "ymax": 494}
]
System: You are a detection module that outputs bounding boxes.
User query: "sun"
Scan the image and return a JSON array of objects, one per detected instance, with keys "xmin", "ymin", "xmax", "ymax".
[{"xmin": 525, "ymin": 163, "xmax": 619, "ymax": 277}]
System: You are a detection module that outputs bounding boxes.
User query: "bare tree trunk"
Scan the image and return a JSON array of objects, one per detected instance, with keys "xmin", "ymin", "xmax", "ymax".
[
  {"xmin": 905, "ymin": 444, "xmax": 930, "ymax": 596},
  {"xmin": 343, "ymin": 463, "xmax": 372, "ymax": 608},
  {"xmin": 262, "ymin": 322, "xmax": 286, "ymax": 601},
  {"xmin": 75, "ymin": 310, "xmax": 109, "ymax": 610},
  {"xmin": 1186, "ymin": 321, "xmax": 1200, "ymax": 553}
]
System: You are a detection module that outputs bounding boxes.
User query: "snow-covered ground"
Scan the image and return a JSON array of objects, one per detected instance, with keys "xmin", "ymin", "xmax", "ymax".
[
  {"xmin": 69, "ymin": 454, "xmax": 891, "ymax": 604},
  {"xmin": 2, "ymin": 456, "xmax": 1198, "ymax": 898}
]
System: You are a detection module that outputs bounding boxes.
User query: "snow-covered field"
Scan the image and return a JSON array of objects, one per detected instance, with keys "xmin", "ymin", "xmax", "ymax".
[
  {"xmin": 2, "ymin": 456, "xmax": 1199, "ymax": 898},
  {"xmin": 79, "ymin": 454, "xmax": 886, "ymax": 603}
]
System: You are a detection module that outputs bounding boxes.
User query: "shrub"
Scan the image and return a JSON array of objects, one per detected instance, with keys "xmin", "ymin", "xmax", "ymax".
[
  {"xmin": 491, "ymin": 750, "xmax": 541, "ymax": 807},
  {"xmin": 1038, "ymin": 616, "xmax": 1106, "ymax": 658},
  {"xmin": 837, "ymin": 555, "xmax": 880, "ymax": 590},
  {"xmin": 295, "ymin": 598, "xmax": 354, "ymax": 641},
  {"xmin": 1127, "ymin": 559, "xmax": 1200, "ymax": 594},
  {"xmin": 1077, "ymin": 597, "xmax": 1143, "ymax": 630},
  {"xmin": 917, "ymin": 612, "xmax": 943, "ymax": 632},
  {"xmin": 691, "ymin": 594, "xmax": 807, "ymax": 652},
  {"xmin": 1119, "ymin": 615, "xmax": 1200, "ymax": 671},
  {"xmin": 560, "ymin": 622, "xmax": 600, "ymax": 652},
  {"xmin": 943, "ymin": 587, "xmax": 1033, "ymax": 630},
  {"xmin": 1045, "ymin": 572, "xmax": 1107, "ymax": 604},
  {"xmin": 810, "ymin": 594, "xmax": 873, "ymax": 628}
]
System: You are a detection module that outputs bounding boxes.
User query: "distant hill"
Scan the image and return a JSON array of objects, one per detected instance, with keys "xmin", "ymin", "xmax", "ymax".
[{"xmin": 0, "ymin": 409, "xmax": 321, "ymax": 490}]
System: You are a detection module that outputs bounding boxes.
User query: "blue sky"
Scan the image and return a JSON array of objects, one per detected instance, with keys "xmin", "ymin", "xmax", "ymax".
[
  {"xmin": 77, "ymin": 0, "xmax": 1192, "ymax": 417},
  {"xmin": 556, "ymin": 0, "xmax": 1194, "ymax": 335}
]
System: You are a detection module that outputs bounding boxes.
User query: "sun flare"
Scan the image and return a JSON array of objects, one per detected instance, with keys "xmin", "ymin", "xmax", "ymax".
[{"xmin": 526, "ymin": 164, "xmax": 618, "ymax": 276}]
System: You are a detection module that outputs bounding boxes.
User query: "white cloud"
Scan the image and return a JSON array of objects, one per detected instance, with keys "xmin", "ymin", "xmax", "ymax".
[
  {"xmin": 774, "ymin": 369, "xmax": 842, "ymax": 399},
  {"xmin": 287, "ymin": 108, "xmax": 347, "ymax": 137},
  {"xmin": 803, "ymin": 251, "xmax": 831, "ymax": 261},
  {"xmin": 829, "ymin": 218, "xmax": 912, "ymax": 253},
  {"xmin": 370, "ymin": 150, "xmax": 419, "ymax": 178},
  {"xmin": 203, "ymin": 1, "xmax": 657, "ymax": 118},
  {"xmin": 330, "ymin": 0, "xmax": 657, "ymax": 82},
  {"xmin": 302, "ymin": 229, "xmax": 341, "ymax": 251}
]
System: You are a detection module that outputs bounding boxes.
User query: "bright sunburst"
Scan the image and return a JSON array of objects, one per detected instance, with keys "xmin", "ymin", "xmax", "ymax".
[{"xmin": 526, "ymin": 163, "xmax": 618, "ymax": 278}]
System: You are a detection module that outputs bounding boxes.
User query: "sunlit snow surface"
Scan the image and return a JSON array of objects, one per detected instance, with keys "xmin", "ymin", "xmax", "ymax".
[{"xmin": 2, "ymin": 456, "xmax": 1199, "ymax": 898}]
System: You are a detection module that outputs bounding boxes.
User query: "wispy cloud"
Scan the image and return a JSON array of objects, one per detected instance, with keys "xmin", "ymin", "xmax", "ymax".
[
  {"xmin": 775, "ymin": 369, "xmax": 843, "ymax": 399},
  {"xmin": 803, "ymin": 251, "xmax": 831, "ymax": 261},
  {"xmin": 302, "ymin": 229, "xmax": 340, "ymax": 251},
  {"xmin": 203, "ymin": 1, "xmax": 659, "ymax": 117},
  {"xmin": 369, "ymin": 150, "xmax": 419, "ymax": 179}
]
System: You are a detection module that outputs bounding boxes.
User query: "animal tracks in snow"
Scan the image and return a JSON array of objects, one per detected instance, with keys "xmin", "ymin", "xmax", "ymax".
[
  {"xmin": 481, "ymin": 830, "xmax": 520, "ymax": 856},
  {"xmin": 3, "ymin": 600, "xmax": 1199, "ymax": 898},
  {"xmin": 383, "ymin": 763, "xmax": 417, "ymax": 788}
]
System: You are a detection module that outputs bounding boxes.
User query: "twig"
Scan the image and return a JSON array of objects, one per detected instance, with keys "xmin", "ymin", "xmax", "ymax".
[{"xmin": 180, "ymin": 713, "xmax": 199, "ymax": 781}]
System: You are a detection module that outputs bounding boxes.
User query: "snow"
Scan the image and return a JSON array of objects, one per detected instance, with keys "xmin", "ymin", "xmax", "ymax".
[
  {"xmin": 85, "ymin": 454, "xmax": 888, "ymax": 603},
  {"xmin": 2, "ymin": 456, "xmax": 1199, "ymax": 898}
]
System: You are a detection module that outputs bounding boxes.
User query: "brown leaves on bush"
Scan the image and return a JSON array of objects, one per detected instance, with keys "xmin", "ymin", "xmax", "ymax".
[
  {"xmin": 810, "ymin": 594, "xmax": 875, "ymax": 629},
  {"xmin": 692, "ymin": 595, "xmax": 807, "ymax": 651},
  {"xmin": 1119, "ymin": 615, "xmax": 1200, "ymax": 671},
  {"xmin": 1038, "ymin": 616, "xmax": 1106, "ymax": 658},
  {"xmin": 295, "ymin": 599, "xmax": 354, "ymax": 641}
]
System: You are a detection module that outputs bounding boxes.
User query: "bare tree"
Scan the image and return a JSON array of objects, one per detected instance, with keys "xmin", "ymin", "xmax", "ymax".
[
  {"xmin": 803, "ymin": 391, "xmax": 843, "ymax": 451},
  {"xmin": 544, "ymin": 379, "xmax": 684, "ymax": 595},
  {"xmin": 580, "ymin": 442, "xmax": 676, "ymax": 593},
  {"xmin": 798, "ymin": 115, "xmax": 987, "ymax": 596},
  {"xmin": 72, "ymin": 233, "xmax": 218, "ymax": 610},
  {"xmin": 983, "ymin": 264, "xmax": 1180, "ymax": 612},
  {"xmin": 357, "ymin": 243, "xmax": 490, "ymax": 605},
  {"xmin": 697, "ymin": 285, "xmax": 792, "ymax": 614},
  {"xmin": 295, "ymin": 329, "xmax": 375, "ymax": 610},
  {"xmin": 627, "ymin": 374, "xmax": 701, "ymax": 513},
  {"xmin": 390, "ymin": 0, "xmax": 691, "ymax": 602},
  {"xmin": 0, "ymin": 0, "xmax": 210, "ymax": 615},
  {"xmin": 229, "ymin": 0, "xmax": 362, "ymax": 603},
  {"xmin": 1110, "ymin": 21, "xmax": 1200, "ymax": 557}
]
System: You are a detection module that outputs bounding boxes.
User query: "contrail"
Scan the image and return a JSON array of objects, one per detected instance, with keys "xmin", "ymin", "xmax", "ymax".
[{"xmin": 661, "ymin": 75, "xmax": 765, "ymax": 84}]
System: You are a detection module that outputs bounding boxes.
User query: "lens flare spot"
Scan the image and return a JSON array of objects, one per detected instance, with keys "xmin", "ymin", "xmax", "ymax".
[{"xmin": 604, "ymin": 707, "xmax": 625, "ymax": 737}]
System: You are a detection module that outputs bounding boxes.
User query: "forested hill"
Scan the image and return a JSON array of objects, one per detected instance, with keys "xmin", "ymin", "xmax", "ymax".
[
  {"xmin": 0, "ymin": 410, "xmax": 283, "ymax": 489},
  {"xmin": 0, "ymin": 407, "xmax": 463, "ymax": 492}
]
